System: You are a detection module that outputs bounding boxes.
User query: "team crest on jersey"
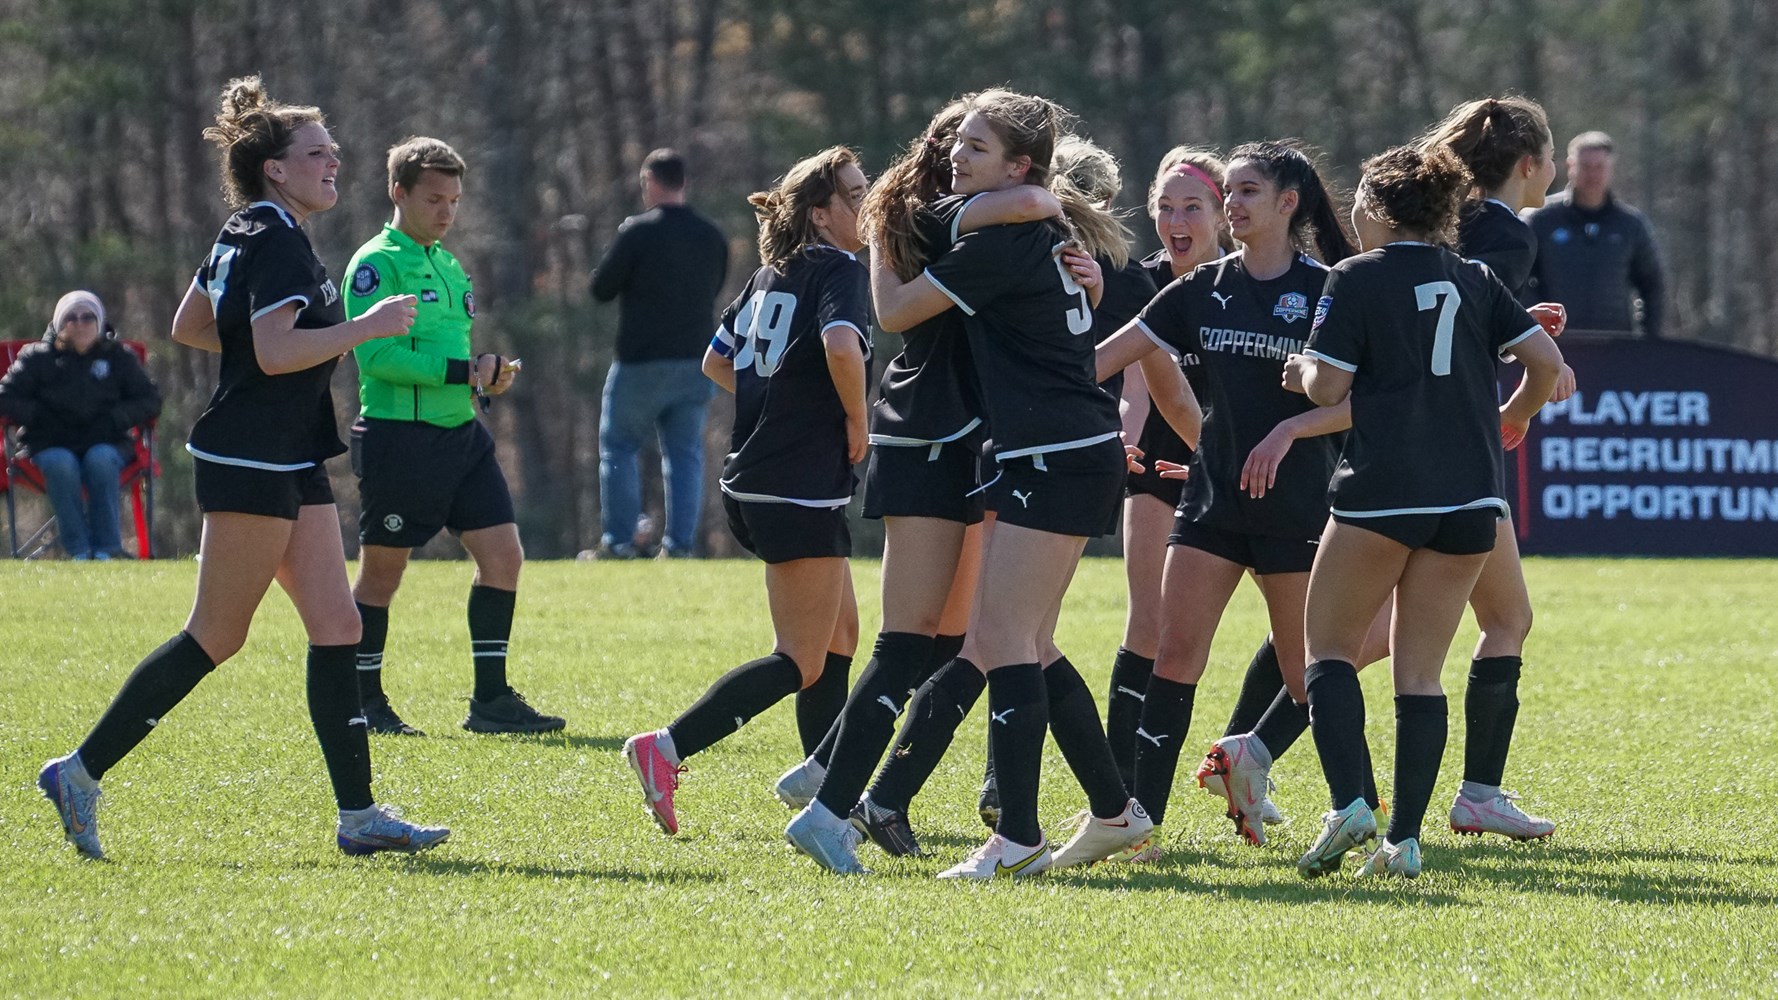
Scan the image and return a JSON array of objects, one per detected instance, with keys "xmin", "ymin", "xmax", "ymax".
[
  {"xmin": 463, "ymin": 291, "xmax": 475, "ymax": 317},
  {"xmin": 421, "ymin": 289, "xmax": 439, "ymax": 303},
  {"xmin": 383, "ymin": 514, "xmax": 404, "ymax": 533},
  {"xmin": 1273, "ymin": 291, "xmax": 1309, "ymax": 324},
  {"xmin": 1311, "ymin": 295, "xmax": 1333, "ymax": 331},
  {"xmin": 352, "ymin": 263, "xmax": 380, "ymax": 296}
]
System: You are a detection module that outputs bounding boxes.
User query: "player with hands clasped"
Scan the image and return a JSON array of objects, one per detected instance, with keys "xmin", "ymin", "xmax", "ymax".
[
  {"xmin": 1290, "ymin": 144, "xmax": 1562, "ymax": 880},
  {"xmin": 37, "ymin": 76, "xmax": 447, "ymax": 860}
]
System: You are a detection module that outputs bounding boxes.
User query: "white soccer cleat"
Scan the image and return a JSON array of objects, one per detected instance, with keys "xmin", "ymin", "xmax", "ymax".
[
  {"xmin": 1196, "ymin": 734, "xmax": 1272, "ymax": 845},
  {"xmin": 1356, "ymin": 837, "xmax": 1422, "ymax": 879},
  {"xmin": 936, "ymin": 834, "xmax": 1052, "ymax": 880},
  {"xmin": 1050, "ymin": 799, "xmax": 1154, "ymax": 869},
  {"xmin": 773, "ymin": 756, "xmax": 825, "ymax": 810},
  {"xmin": 1298, "ymin": 799, "xmax": 1377, "ymax": 879},
  {"xmin": 785, "ymin": 801, "xmax": 870, "ymax": 875},
  {"xmin": 1449, "ymin": 790, "xmax": 1555, "ymax": 841},
  {"xmin": 1199, "ymin": 770, "xmax": 1286, "ymax": 825}
]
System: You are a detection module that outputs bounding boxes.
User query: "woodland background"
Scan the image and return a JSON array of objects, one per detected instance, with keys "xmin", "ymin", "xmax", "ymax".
[{"xmin": 2, "ymin": 0, "xmax": 1773, "ymax": 557}]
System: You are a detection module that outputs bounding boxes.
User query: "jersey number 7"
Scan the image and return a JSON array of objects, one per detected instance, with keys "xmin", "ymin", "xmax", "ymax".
[
  {"xmin": 732, "ymin": 290, "xmax": 797, "ymax": 377},
  {"xmin": 1415, "ymin": 281, "xmax": 1461, "ymax": 376}
]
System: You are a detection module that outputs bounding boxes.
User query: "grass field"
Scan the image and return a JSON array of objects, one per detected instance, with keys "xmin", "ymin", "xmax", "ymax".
[{"xmin": 3, "ymin": 557, "xmax": 1776, "ymax": 998}]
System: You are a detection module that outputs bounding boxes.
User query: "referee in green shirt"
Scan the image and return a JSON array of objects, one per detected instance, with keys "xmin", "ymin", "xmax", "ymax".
[{"xmin": 345, "ymin": 136, "xmax": 563, "ymax": 735}]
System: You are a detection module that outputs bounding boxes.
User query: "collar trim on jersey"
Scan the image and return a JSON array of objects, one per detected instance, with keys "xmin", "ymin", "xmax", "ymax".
[{"xmin": 248, "ymin": 201, "xmax": 298, "ymax": 228}]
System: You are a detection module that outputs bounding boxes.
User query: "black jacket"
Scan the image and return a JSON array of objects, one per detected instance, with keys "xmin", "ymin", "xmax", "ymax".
[
  {"xmin": 1524, "ymin": 189, "xmax": 1665, "ymax": 337},
  {"xmin": 0, "ymin": 334, "xmax": 161, "ymax": 456},
  {"xmin": 590, "ymin": 204, "xmax": 729, "ymax": 363}
]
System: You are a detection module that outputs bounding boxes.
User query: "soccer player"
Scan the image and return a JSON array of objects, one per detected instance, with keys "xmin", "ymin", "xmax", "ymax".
[
  {"xmin": 1291, "ymin": 143, "xmax": 1562, "ymax": 879},
  {"xmin": 36, "ymin": 76, "xmax": 448, "ymax": 859},
  {"xmin": 622, "ymin": 147, "xmax": 871, "ymax": 837},
  {"xmin": 1093, "ymin": 141, "xmax": 1355, "ymax": 850},
  {"xmin": 869, "ymin": 91, "xmax": 1152, "ymax": 878},
  {"xmin": 344, "ymin": 137, "xmax": 565, "ymax": 737}
]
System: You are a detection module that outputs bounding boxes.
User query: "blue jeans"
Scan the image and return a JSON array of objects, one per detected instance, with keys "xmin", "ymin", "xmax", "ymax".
[
  {"xmin": 34, "ymin": 443, "xmax": 125, "ymax": 558},
  {"xmin": 598, "ymin": 359, "xmax": 714, "ymax": 552}
]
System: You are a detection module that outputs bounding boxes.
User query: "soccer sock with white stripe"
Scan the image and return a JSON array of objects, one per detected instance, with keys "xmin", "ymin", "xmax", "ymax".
[
  {"xmin": 308, "ymin": 643, "xmax": 374, "ymax": 811},
  {"xmin": 814, "ymin": 632, "xmax": 932, "ymax": 816},
  {"xmin": 467, "ymin": 585, "xmax": 515, "ymax": 702},
  {"xmin": 76, "ymin": 631, "xmax": 216, "ymax": 780},
  {"xmin": 1106, "ymin": 647, "xmax": 1155, "ymax": 789},
  {"xmin": 666, "ymin": 653, "xmax": 803, "ymax": 760},
  {"xmin": 354, "ymin": 602, "xmax": 389, "ymax": 703},
  {"xmin": 986, "ymin": 663, "xmax": 1049, "ymax": 848},
  {"xmin": 1044, "ymin": 656, "xmax": 1129, "ymax": 819},
  {"xmin": 1131, "ymin": 675, "xmax": 1195, "ymax": 826}
]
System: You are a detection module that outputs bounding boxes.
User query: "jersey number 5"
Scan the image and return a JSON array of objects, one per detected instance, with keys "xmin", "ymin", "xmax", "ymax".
[
  {"xmin": 1414, "ymin": 281, "xmax": 1461, "ymax": 376},
  {"xmin": 732, "ymin": 289, "xmax": 798, "ymax": 377},
  {"xmin": 1053, "ymin": 256, "xmax": 1092, "ymax": 336}
]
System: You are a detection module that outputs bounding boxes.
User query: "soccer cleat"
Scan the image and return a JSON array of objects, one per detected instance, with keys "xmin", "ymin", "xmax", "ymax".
[
  {"xmin": 849, "ymin": 795, "xmax": 924, "ymax": 857},
  {"xmin": 1356, "ymin": 837, "xmax": 1422, "ymax": 879},
  {"xmin": 936, "ymin": 834, "xmax": 1052, "ymax": 880},
  {"xmin": 1196, "ymin": 734, "xmax": 1272, "ymax": 846},
  {"xmin": 1051, "ymin": 799, "xmax": 1155, "ymax": 869},
  {"xmin": 1199, "ymin": 770, "xmax": 1286, "ymax": 825},
  {"xmin": 1449, "ymin": 790, "xmax": 1555, "ymax": 841},
  {"xmin": 1297, "ymin": 799, "xmax": 1377, "ymax": 879},
  {"xmin": 336, "ymin": 805, "xmax": 451, "ymax": 856},
  {"xmin": 362, "ymin": 695, "xmax": 424, "ymax": 736},
  {"xmin": 773, "ymin": 756, "xmax": 825, "ymax": 810},
  {"xmin": 977, "ymin": 761, "xmax": 1000, "ymax": 830},
  {"xmin": 463, "ymin": 688, "xmax": 566, "ymax": 734},
  {"xmin": 38, "ymin": 756, "xmax": 103, "ymax": 860},
  {"xmin": 1350, "ymin": 799, "xmax": 1389, "ymax": 857},
  {"xmin": 623, "ymin": 731, "xmax": 685, "ymax": 835},
  {"xmin": 785, "ymin": 802, "xmax": 870, "ymax": 874}
]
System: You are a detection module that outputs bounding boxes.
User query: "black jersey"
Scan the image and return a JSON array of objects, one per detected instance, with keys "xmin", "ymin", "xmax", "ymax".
[
  {"xmin": 1304, "ymin": 242, "xmax": 1542, "ymax": 517},
  {"xmin": 924, "ymin": 219, "xmax": 1120, "ymax": 459},
  {"xmin": 869, "ymin": 194, "xmax": 981, "ymax": 446},
  {"xmin": 713, "ymin": 245, "xmax": 871, "ymax": 506},
  {"xmin": 187, "ymin": 201, "xmax": 348, "ymax": 469},
  {"xmin": 1457, "ymin": 199, "xmax": 1537, "ymax": 306},
  {"xmin": 1134, "ymin": 250, "xmax": 1339, "ymax": 538},
  {"xmin": 1094, "ymin": 254, "xmax": 1157, "ymax": 401},
  {"xmin": 1130, "ymin": 251, "xmax": 1207, "ymax": 469}
]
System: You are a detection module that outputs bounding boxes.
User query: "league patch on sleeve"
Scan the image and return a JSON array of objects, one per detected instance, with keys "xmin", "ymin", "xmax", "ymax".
[
  {"xmin": 463, "ymin": 291, "xmax": 475, "ymax": 318},
  {"xmin": 351, "ymin": 262, "xmax": 380, "ymax": 297},
  {"xmin": 1311, "ymin": 295, "xmax": 1333, "ymax": 331}
]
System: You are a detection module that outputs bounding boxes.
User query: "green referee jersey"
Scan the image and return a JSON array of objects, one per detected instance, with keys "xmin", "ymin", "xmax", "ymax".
[{"xmin": 346, "ymin": 224, "xmax": 478, "ymax": 427}]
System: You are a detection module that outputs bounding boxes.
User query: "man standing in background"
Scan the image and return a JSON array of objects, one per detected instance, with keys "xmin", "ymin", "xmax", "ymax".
[
  {"xmin": 590, "ymin": 149, "xmax": 729, "ymax": 558},
  {"xmin": 1525, "ymin": 131, "xmax": 1666, "ymax": 338}
]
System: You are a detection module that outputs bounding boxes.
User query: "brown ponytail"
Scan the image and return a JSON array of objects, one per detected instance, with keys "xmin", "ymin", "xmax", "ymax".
[
  {"xmin": 1228, "ymin": 140, "xmax": 1357, "ymax": 265},
  {"xmin": 1419, "ymin": 95, "xmax": 1551, "ymax": 196},
  {"xmin": 858, "ymin": 101, "xmax": 967, "ymax": 281},
  {"xmin": 748, "ymin": 146, "xmax": 860, "ymax": 271}
]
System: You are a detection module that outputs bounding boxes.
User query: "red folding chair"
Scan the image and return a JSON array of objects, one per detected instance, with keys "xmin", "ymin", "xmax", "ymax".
[{"xmin": 1, "ymin": 339, "xmax": 159, "ymax": 559}]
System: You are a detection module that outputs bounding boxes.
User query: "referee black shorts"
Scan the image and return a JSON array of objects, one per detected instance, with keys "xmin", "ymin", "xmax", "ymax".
[
  {"xmin": 723, "ymin": 494, "xmax": 851, "ymax": 564},
  {"xmin": 985, "ymin": 438, "xmax": 1125, "ymax": 538},
  {"xmin": 862, "ymin": 435, "xmax": 985, "ymax": 525},
  {"xmin": 1168, "ymin": 518, "xmax": 1319, "ymax": 576},
  {"xmin": 352, "ymin": 417, "xmax": 515, "ymax": 548},
  {"xmin": 194, "ymin": 458, "xmax": 334, "ymax": 520},
  {"xmin": 1333, "ymin": 507, "xmax": 1500, "ymax": 556}
]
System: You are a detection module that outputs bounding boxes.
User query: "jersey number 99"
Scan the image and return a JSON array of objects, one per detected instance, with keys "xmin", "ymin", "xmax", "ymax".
[{"xmin": 732, "ymin": 290, "xmax": 797, "ymax": 377}]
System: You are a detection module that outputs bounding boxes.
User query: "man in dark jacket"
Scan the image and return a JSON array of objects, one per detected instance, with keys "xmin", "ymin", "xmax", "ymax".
[
  {"xmin": 590, "ymin": 148, "xmax": 729, "ymax": 558},
  {"xmin": 1525, "ymin": 131, "xmax": 1666, "ymax": 338},
  {"xmin": 0, "ymin": 290, "xmax": 161, "ymax": 558}
]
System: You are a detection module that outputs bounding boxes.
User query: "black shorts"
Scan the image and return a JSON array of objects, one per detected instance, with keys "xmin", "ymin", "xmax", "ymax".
[
  {"xmin": 1334, "ymin": 507, "xmax": 1501, "ymax": 556},
  {"xmin": 352, "ymin": 418, "xmax": 515, "ymax": 547},
  {"xmin": 862, "ymin": 436, "xmax": 985, "ymax": 525},
  {"xmin": 194, "ymin": 458, "xmax": 334, "ymax": 520},
  {"xmin": 986, "ymin": 439, "xmax": 1125, "ymax": 538},
  {"xmin": 1169, "ymin": 518, "xmax": 1319, "ymax": 575},
  {"xmin": 724, "ymin": 494, "xmax": 851, "ymax": 563},
  {"xmin": 1125, "ymin": 421, "xmax": 1192, "ymax": 507}
]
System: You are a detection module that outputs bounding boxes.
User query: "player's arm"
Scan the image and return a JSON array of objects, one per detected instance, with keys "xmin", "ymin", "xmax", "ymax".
[
  {"xmin": 1241, "ymin": 398, "xmax": 1351, "ymax": 498},
  {"xmin": 701, "ymin": 344, "xmax": 735, "ymax": 394},
  {"xmin": 171, "ymin": 280, "xmax": 221, "ymax": 353},
  {"xmin": 1298, "ymin": 356, "xmax": 1353, "ymax": 407},
  {"xmin": 1137, "ymin": 351, "xmax": 1201, "ymax": 449},
  {"xmin": 1499, "ymin": 328, "xmax": 1562, "ymax": 449},
  {"xmin": 1116, "ymin": 355, "xmax": 1151, "ymax": 445},
  {"xmin": 956, "ymin": 187, "xmax": 1062, "ymax": 234},
  {"xmin": 869, "ymin": 245, "xmax": 954, "ymax": 333},
  {"xmin": 822, "ymin": 322, "xmax": 870, "ymax": 464},
  {"xmin": 254, "ymin": 297, "xmax": 417, "ymax": 375},
  {"xmin": 1095, "ymin": 318, "xmax": 1162, "ymax": 385}
]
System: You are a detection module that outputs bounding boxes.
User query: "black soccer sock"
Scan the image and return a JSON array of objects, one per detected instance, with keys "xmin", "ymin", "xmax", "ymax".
[
  {"xmin": 1106, "ymin": 647, "xmax": 1155, "ymax": 790},
  {"xmin": 866, "ymin": 657, "xmax": 985, "ymax": 813},
  {"xmin": 1224, "ymin": 637, "xmax": 1284, "ymax": 737},
  {"xmin": 355, "ymin": 602, "xmax": 389, "ymax": 703},
  {"xmin": 813, "ymin": 632, "xmax": 932, "ymax": 815},
  {"xmin": 666, "ymin": 653, "xmax": 803, "ymax": 761},
  {"xmin": 467, "ymin": 585, "xmax": 516, "ymax": 702},
  {"xmin": 1251, "ymin": 689, "xmax": 1310, "ymax": 761},
  {"xmin": 1464, "ymin": 656, "xmax": 1522, "ymax": 788},
  {"xmin": 1305, "ymin": 659, "xmax": 1369, "ymax": 809},
  {"xmin": 1131, "ymin": 675, "xmax": 1195, "ymax": 826},
  {"xmin": 1387, "ymin": 694, "xmax": 1449, "ymax": 844},
  {"xmin": 811, "ymin": 716, "xmax": 842, "ymax": 769},
  {"xmin": 1045, "ymin": 656, "xmax": 1129, "ymax": 819},
  {"xmin": 1361, "ymin": 738, "xmax": 1382, "ymax": 811},
  {"xmin": 795, "ymin": 652, "xmax": 851, "ymax": 758},
  {"xmin": 307, "ymin": 643, "xmax": 374, "ymax": 811},
  {"xmin": 986, "ymin": 663, "xmax": 1049, "ymax": 847},
  {"xmin": 915, "ymin": 633, "xmax": 966, "ymax": 691},
  {"xmin": 75, "ymin": 632, "xmax": 216, "ymax": 780}
]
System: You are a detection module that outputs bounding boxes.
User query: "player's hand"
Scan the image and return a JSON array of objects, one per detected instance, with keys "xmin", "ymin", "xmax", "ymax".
[
  {"xmin": 845, "ymin": 415, "xmax": 868, "ymax": 465},
  {"xmin": 359, "ymin": 295, "xmax": 418, "ymax": 339},
  {"xmin": 1281, "ymin": 354, "xmax": 1310, "ymax": 394},
  {"xmin": 1124, "ymin": 443, "xmax": 1146, "ymax": 475},
  {"xmin": 1500, "ymin": 416, "xmax": 1530, "ymax": 451},
  {"xmin": 1529, "ymin": 302, "xmax": 1567, "ymax": 337},
  {"xmin": 1240, "ymin": 428, "xmax": 1294, "ymax": 498},
  {"xmin": 1550, "ymin": 362, "xmax": 1577, "ymax": 403},
  {"xmin": 1061, "ymin": 246, "xmax": 1101, "ymax": 290},
  {"xmin": 476, "ymin": 354, "xmax": 518, "ymax": 395},
  {"xmin": 1155, "ymin": 459, "xmax": 1190, "ymax": 481}
]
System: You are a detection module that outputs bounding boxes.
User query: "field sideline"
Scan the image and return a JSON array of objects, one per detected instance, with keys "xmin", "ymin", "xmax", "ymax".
[{"xmin": 3, "ymin": 557, "xmax": 1775, "ymax": 997}]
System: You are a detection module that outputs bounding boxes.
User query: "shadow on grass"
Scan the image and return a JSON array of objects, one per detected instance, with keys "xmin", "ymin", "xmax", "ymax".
[
  {"xmin": 428, "ymin": 732, "xmax": 628, "ymax": 751},
  {"xmin": 287, "ymin": 855, "xmax": 724, "ymax": 884},
  {"xmin": 1439, "ymin": 841, "xmax": 1778, "ymax": 908}
]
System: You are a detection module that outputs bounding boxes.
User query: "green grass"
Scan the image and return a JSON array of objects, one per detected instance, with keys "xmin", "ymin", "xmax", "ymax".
[{"xmin": 3, "ymin": 557, "xmax": 1776, "ymax": 998}]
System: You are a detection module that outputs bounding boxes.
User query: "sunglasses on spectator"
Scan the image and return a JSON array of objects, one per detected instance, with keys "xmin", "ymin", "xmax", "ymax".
[{"xmin": 64, "ymin": 312, "xmax": 99, "ymax": 324}]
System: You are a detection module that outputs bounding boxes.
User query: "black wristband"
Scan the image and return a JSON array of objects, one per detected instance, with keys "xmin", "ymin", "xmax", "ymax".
[{"xmin": 445, "ymin": 358, "xmax": 471, "ymax": 385}]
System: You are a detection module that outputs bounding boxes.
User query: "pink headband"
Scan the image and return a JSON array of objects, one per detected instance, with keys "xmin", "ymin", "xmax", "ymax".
[{"xmin": 1166, "ymin": 162, "xmax": 1223, "ymax": 203}]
